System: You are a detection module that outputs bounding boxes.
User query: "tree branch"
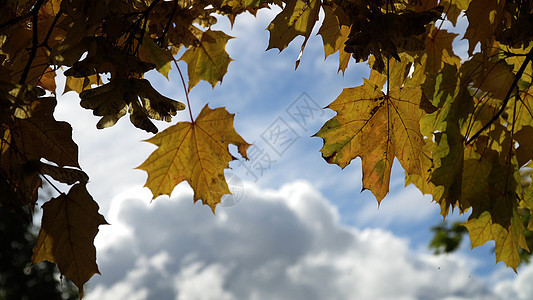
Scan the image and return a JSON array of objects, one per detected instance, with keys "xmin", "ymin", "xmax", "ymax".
[
  {"xmin": 39, "ymin": 9, "xmax": 63, "ymax": 51},
  {"xmin": 19, "ymin": 0, "xmax": 47, "ymax": 85},
  {"xmin": 134, "ymin": 0, "xmax": 162, "ymax": 55},
  {"xmin": 156, "ymin": 0, "xmax": 178, "ymax": 47},
  {"xmin": 465, "ymin": 48, "xmax": 533, "ymax": 145}
]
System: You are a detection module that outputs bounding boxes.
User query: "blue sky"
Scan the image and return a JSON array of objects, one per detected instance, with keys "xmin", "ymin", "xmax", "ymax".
[{"xmin": 49, "ymin": 7, "xmax": 533, "ymax": 300}]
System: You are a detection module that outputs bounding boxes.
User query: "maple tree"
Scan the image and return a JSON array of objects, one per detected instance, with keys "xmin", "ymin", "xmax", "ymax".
[{"xmin": 2, "ymin": 0, "xmax": 533, "ymax": 297}]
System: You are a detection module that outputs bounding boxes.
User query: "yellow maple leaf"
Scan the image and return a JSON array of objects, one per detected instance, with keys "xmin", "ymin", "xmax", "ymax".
[
  {"xmin": 318, "ymin": 5, "xmax": 349, "ymax": 58},
  {"xmin": 138, "ymin": 105, "xmax": 250, "ymax": 211},
  {"xmin": 179, "ymin": 30, "xmax": 233, "ymax": 90},
  {"xmin": 32, "ymin": 183, "xmax": 108, "ymax": 298},
  {"xmin": 315, "ymin": 72, "xmax": 435, "ymax": 202},
  {"xmin": 440, "ymin": 0, "xmax": 469, "ymax": 26}
]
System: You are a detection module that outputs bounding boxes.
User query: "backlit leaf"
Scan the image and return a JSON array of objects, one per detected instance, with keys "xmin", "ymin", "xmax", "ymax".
[
  {"xmin": 315, "ymin": 71, "xmax": 435, "ymax": 202},
  {"xmin": 12, "ymin": 97, "xmax": 79, "ymax": 167},
  {"xmin": 461, "ymin": 53, "xmax": 515, "ymax": 100},
  {"xmin": 440, "ymin": 0, "xmax": 469, "ymax": 26},
  {"xmin": 138, "ymin": 105, "xmax": 250, "ymax": 211},
  {"xmin": 318, "ymin": 5, "xmax": 349, "ymax": 59},
  {"xmin": 463, "ymin": 0, "xmax": 502, "ymax": 55},
  {"xmin": 32, "ymin": 183, "xmax": 108, "ymax": 297},
  {"xmin": 139, "ymin": 35, "xmax": 173, "ymax": 79},
  {"xmin": 424, "ymin": 25, "xmax": 460, "ymax": 74},
  {"xmin": 464, "ymin": 209, "xmax": 527, "ymax": 272},
  {"xmin": 63, "ymin": 74, "xmax": 100, "ymax": 95},
  {"xmin": 318, "ymin": 5, "xmax": 351, "ymax": 73},
  {"xmin": 266, "ymin": 0, "xmax": 320, "ymax": 52},
  {"xmin": 179, "ymin": 30, "xmax": 233, "ymax": 90}
]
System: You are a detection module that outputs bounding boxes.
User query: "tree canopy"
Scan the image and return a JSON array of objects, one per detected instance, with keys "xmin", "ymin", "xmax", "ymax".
[{"xmin": 2, "ymin": 0, "xmax": 533, "ymax": 297}]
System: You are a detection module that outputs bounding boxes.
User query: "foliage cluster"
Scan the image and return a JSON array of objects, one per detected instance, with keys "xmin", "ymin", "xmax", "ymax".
[{"xmin": 2, "ymin": 0, "xmax": 533, "ymax": 297}]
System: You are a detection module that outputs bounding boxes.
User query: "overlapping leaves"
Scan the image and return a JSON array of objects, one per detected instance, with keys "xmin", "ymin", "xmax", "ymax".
[
  {"xmin": 5, "ymin": 1, "xmax": 533, "ymax": 297},
  {"xmin": 309, "ymin": 0, "xmax": 533, "ymax": 270},
  {"xmin": 0, "ymin": 0, "xmax": 243, "ymax": 296}
]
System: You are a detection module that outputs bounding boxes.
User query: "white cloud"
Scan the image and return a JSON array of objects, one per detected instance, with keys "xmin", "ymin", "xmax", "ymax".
[
  {"xmin": 494, "ymin": 264, "xmax": 533, "ymax": 300},
  {"xmin": 174, "ymin": 262, "xmax": 235, "ymax": 300},
  {"xmin": 85, "ymin": 181, "xmax": 502, "ymax": 300},
  {"xmin": 353, "ymin": 185, "xmax": 437, "ymax": 227}
]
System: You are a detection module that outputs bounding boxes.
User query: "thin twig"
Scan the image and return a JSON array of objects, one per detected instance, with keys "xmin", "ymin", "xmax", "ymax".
[
  {"xmin": 39, "ymin": 9, "xmax": 63, "ymax": 51},
  {"xmin": 134, "ymin": 0, "xmax": 162, "ymax": 55},
  {"xmin": 156, "ymin": 0, "xmax": 178, "ymax": 46},
  {"xmin": 19, "ymin": 0, "xmax": 46, "ymax": 85}
]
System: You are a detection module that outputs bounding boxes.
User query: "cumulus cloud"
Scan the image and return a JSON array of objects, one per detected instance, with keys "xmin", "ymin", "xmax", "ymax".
[
  {"xmin": 494, "ymin": 265, "xmax": 533, "ymax": 300},
  {"xmin": 85, "ymin": 181, "xmax": 501, "ymax": 300}
]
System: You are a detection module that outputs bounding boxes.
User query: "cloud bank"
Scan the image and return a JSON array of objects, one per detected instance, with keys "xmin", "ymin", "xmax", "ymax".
[{"xmin": 85, "ymin": 181, "xmax": 504, "ymax": 300}]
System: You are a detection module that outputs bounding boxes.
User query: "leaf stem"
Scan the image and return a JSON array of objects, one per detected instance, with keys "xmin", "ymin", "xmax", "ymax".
[
  {"xmin": 465, "ymin": 48, "xmax": 533, "ymax": 145},
  {"xmin": 174, "ymin": 60, "xmax": 194, "ymax": 123}
]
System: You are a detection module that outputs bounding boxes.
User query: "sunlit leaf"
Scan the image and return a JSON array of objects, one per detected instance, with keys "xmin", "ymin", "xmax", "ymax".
[
  {"xmin": 315, "ymin": 71, "xmax": 435, "ymax": 202},
  {"xmin": 179, "ymin": 30, "xmax": 233, "ymax": 90},
  {"xmin": 139, "ymin": 35, "xmax": 173, "ymax": 79},
  {"xmin": 138, "ymin": 105, "xmax": 250, "ymax": 211}
]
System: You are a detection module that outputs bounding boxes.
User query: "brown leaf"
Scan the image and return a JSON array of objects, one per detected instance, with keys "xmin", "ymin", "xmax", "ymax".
[
  {"xmin": 424, "ymin": 25, "xmax": 460, "ymax": 74},
  {"xmin": 463, "ymin": 0, "xmax": 503, "ymax": 55},
  {"xmin": 13, "ymin": 97, "xmax": 80, "ymax": 167}
]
